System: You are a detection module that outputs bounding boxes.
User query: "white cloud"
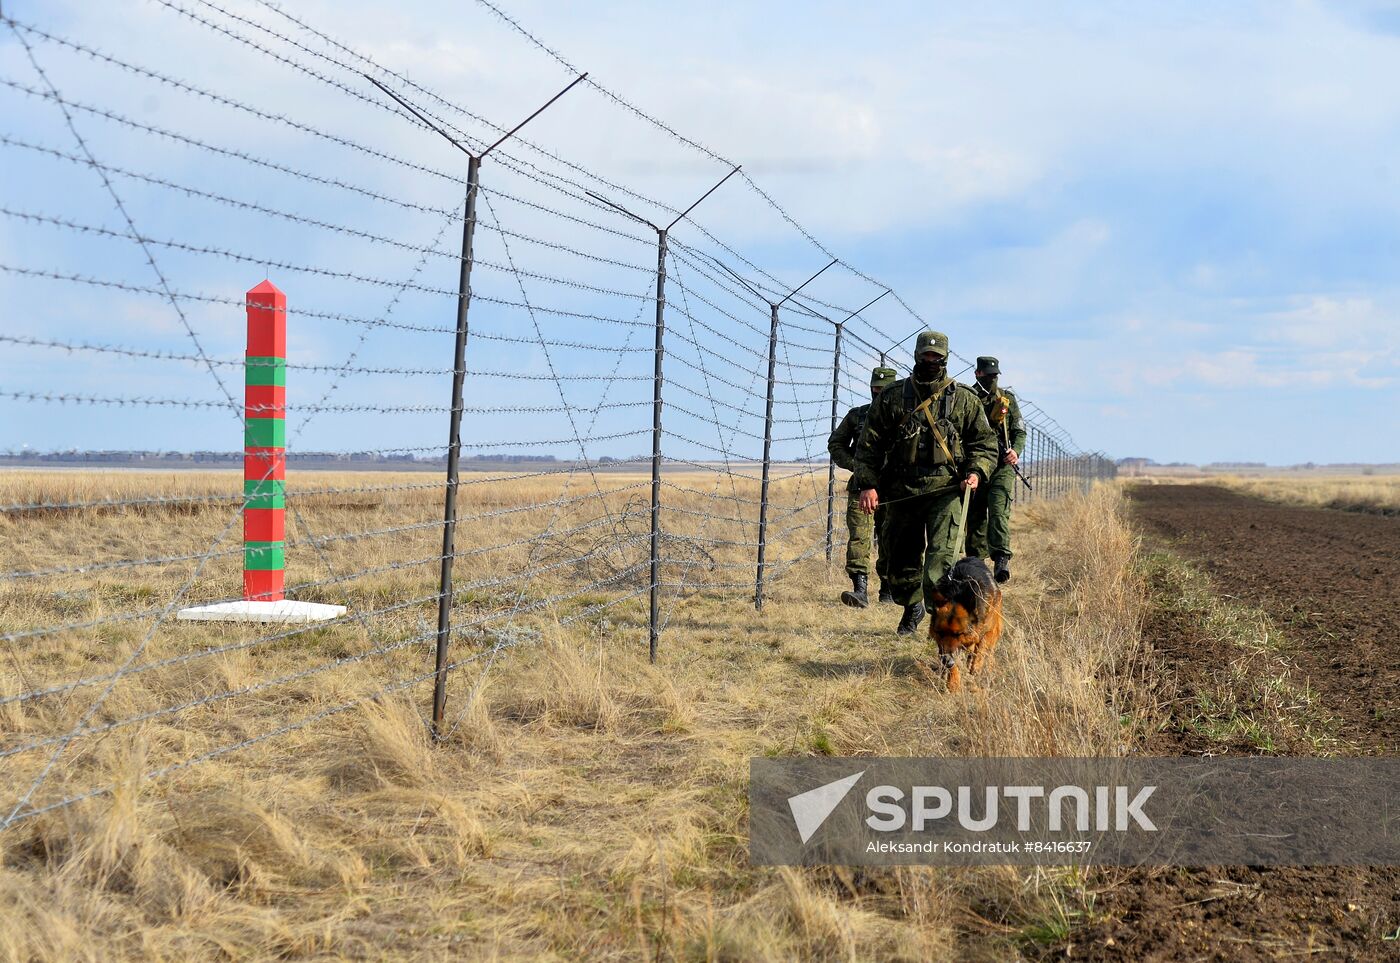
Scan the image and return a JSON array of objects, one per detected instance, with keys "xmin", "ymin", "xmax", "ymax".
[
  {"xmin": 1266, "ymin": 295, "xmax": 1400, "ymax": 350},
  {"xmin": 8, "ymin": 0, "xmax": 1400, "ymax": 460}
]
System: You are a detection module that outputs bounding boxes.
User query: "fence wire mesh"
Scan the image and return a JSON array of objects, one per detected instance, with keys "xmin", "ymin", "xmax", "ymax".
[{"xmin": 0, "ymin": 0, "xmax": 1114, "ymax": 828}]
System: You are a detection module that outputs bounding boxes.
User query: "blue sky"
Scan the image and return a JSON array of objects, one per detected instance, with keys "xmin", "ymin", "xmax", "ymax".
[{"xmin": 2, "ymin": 0, "xmax": 1398, "ymax": 464}]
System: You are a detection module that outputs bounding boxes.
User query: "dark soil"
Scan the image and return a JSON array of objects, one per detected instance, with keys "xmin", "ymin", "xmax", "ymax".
[
  {"xmin": 1130, "ymin": 484, "xmax": 1400, "ymax": 754},
  {"xmin": 1045, "ymin": 484, "xmax": 1400, "ymax": 961}
]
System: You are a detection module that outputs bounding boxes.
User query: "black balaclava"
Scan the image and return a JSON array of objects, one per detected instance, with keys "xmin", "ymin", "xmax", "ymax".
[
  {"xmin": 914, "ymin": 354, "xmax": 946, "ymax": 384},
  {"xmin": 976, "ymin": 372, "xmax": 998, "ymax": 392}
]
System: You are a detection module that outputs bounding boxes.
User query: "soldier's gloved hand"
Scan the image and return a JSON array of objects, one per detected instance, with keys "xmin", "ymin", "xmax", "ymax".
[
  {"xmin": 1004, "ymin": 448, "xmax": 1019, "ymax": 467},
  {"xmin": 960, "ymin": 473, "xmax": 980, "ymax": 493},
  {"xmin": 859, "ymin": 488, "xmax": 879, "ymax": 514}
]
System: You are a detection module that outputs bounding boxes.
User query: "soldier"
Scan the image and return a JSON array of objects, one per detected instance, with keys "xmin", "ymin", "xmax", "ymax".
[
  {"xmin": 828, "ymin": 366, "xmax": 898, "ymax": 608},
  {"xmin": 966, "ymin": 356, "xmax": 1026, "ymax": 583},
  {"xmin": 852, "ymin": 331, "xmax": 998, "ymax": 635}
]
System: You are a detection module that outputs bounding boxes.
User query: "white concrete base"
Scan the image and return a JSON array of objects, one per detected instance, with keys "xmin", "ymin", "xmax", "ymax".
[{"xmin": 176, "ymin": 600, "xmax": 348, "ymax": 623}]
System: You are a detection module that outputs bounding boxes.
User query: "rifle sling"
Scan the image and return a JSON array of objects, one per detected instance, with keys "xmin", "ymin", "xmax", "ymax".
[{"xmin": 906, "ymin": 378, "xmax": 956, "ymax": 466}]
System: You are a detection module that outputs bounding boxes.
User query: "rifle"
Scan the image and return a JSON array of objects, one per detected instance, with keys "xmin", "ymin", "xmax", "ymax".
[
  {"xmin": 1009, "ymin": 459, "xmax": 1034, "ymax": 493},
  {"xmin": 997, "ymin": 438, "xmax": 1033, "ymax": 493},
  {"xmin": 981, "ymin": 382, "xmax": 1033, "ymax": 494}
]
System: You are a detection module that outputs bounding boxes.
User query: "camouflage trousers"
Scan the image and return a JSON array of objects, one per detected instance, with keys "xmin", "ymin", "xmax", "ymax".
[
  {"xmin": 881, "ymin": 486, "xmax": 964, "ymax": 607},
  {"xmin": 967, "ymin": 464, "xmax": 1016, "ymax": 561},
  {"xmin": 844, "ymin": 494, "xmax": 888, "ymax": 583}
]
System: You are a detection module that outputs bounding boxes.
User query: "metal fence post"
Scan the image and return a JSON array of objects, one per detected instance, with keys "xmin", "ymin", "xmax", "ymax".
[
  {"xmin": 1038, "ymin": 430, "xmax": 1047, "ymax": 501},
  {"xmin": 755, "ymin": 300, "xmax": 780, "ymax": 611},
  {"xmin": 1042, "ymin": 433, "xmax": 1050, "ymax": 499},
  {"xmin": 825, "ymin": 322, "xmax": 842, "ymax": 564},
  {"xmin": 1027, "ymin": 427, "xmax": 1036, "ymax": 501},
  {"xmin": 1044, "ymin": 433, "xmax": 1053, "ymax": 499},
  {"xmin": 433, "ymin": 152, "xmax": 480, "ymax": 740},
  {"xmin": 648, "ymin": 229, "xmax": 667, "ymax": 663},
  {"xmin": 750, "ymin": 259, "xmax": 835, "ymax": 611},
  {"xmin": 588, "ymin": 167, "xmax": 738, "ymax": 660},
  {"xmin": 1030, "ymin": 428, "xmax": 1040, "ymax": 501},
  {"xmin": 588, "ymin": 172, "xmax": 738, "ymax": 658},
  {"xmin": 1038, "ymin": 433, "xmax": 1045, "ymax": 498},
  {"xmin": 1039, "ymin": 432, "xmax": 1046, "ymax": 499},
  {"xmin": 364, "ymin": 73, "xmax": 588, "ymax": 740}
]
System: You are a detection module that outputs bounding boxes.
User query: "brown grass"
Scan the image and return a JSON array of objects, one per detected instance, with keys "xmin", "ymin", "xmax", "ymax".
[{"xmin": 0, "ymin": 469, "xmax": 1144, "ymax": 960}]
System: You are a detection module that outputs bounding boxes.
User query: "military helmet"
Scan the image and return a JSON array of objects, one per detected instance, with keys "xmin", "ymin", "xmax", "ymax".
[
  {"xmin": 870, "ymin": 366, "xmax": 897, "ymax": 389},
  {"xmin": 915, "ymin": 330, "xmax": 949, "ymax": 358},
  {"xmin": 976, "ymin": 356, "xmax": 1001, "ymax": 376}
]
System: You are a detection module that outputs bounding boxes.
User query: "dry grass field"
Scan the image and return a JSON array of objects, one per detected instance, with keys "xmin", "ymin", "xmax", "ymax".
[{"xmin": 0, "ymin": 469, "xmax": 1142, "ymax": 961}]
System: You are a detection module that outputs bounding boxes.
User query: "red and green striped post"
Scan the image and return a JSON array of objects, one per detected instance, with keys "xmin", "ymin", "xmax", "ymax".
[{"xmin": 244, "ymin": 280, "xmax": 286, "ymax": 602}]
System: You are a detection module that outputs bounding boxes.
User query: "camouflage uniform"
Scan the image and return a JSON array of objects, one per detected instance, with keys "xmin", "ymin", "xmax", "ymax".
[
  {"xmin": 852, "ymin": 333, "xmax": 998, "ymax": 621},
  {"xmin": 966, "ymin": 356, "xmax": 1027, "ymax": 569},
  {"xmin": 828, "ymin": 368, "xmax": 897, "ymax": 600}
]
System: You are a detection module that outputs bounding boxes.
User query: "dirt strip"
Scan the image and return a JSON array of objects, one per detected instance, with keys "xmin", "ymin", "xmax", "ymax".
[
  {"xmin": 1049, "ymin": 484, "xmax": 1400, "ymax": 961},
  {"xmin": 1129, "ymin": 483, "xmax": 1400, "ymax": 754}
]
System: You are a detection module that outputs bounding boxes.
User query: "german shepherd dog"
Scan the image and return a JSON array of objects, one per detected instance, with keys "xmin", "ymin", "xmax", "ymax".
[{"xmin": 927, "ymin": 557, "xmax": 1003, "ymax": 692}]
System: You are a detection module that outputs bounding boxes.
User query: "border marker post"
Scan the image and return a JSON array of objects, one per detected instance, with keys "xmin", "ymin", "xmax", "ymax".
[{"xmin": 178, "ymin": 280, "xmax": 346, "ymax": 624}]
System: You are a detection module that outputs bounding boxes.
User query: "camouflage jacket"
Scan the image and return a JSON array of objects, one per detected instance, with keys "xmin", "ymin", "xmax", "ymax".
[
  {"xmin": 974, "ymin": 382, "xmax": 1027, "ymax": 465},
  {"xmin": 853, "ymin": 377, "xmax": 998, "ymax": 498},
  {"xmin": 827, "ymin": 403, "xmax": 870, "ymax": 493}
]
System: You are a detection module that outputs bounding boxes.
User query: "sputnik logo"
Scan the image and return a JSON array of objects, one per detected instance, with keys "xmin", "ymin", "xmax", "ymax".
[{"xmin": 787, "ymin": 770, "xmax": 864, "ymax": 844}]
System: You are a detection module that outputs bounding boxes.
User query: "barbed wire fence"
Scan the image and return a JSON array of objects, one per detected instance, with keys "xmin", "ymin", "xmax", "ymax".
[{"xmin": 0, "ymin": 0, "xmax": 1114, "ymax": 829}]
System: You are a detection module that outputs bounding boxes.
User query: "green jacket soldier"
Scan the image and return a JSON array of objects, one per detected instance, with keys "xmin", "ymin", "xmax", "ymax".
[
  {"xmin": 828, "ymin": 366, "xmax": 898, "ymax": 608},
  {"xmin": 966, "ymin": 356, "xmax": 1026, "ymax": 583},
  {"xmin": 852, "ymin": 331, "xmax": 999, "ymax": 635}
]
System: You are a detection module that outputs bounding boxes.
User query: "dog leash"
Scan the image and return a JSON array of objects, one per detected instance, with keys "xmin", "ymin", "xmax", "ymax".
[
  {"xmin": 865, "ymin": 480, "xmax": 977, "ymax": 513},
  {"xmin": 951, "ymin": 483, "xmax": 972, "ymax": 557}
]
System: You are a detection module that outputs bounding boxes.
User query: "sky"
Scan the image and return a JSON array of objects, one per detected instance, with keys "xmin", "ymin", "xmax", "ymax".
[{"xmin": 3, "ymin": 0, "xmax": 1399, "ymax": 465}]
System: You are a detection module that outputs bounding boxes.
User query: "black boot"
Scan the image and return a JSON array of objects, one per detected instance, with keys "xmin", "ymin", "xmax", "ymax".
[
  {"xmin": 896, "ymin": 601, "xmax": 926, "ymax": 635},
  {"xmin": 993, "ymin": 556, "xmax": 1011, "ymax": 584},
  {"xmin": 877, "ymin": 581, "xmax": 894, "ymax": 604},
  {"xmin": 840, "ymin": 573, "xmax": 869, "ymax": 608}
]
